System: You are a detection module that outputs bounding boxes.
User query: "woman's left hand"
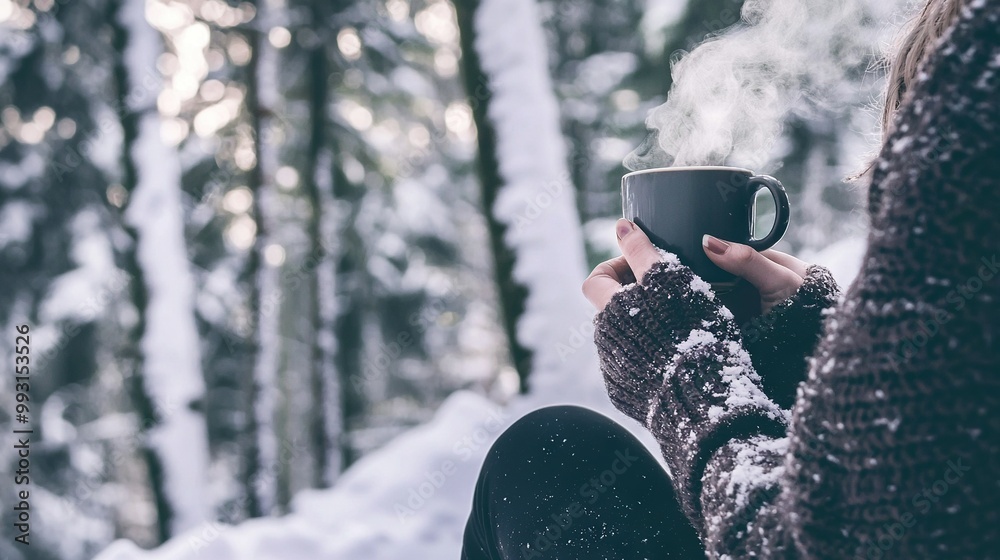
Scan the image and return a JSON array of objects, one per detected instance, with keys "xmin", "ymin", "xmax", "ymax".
[{"xmin": 583, "ymin": 219, "xmax": 665, "ymax": 312}]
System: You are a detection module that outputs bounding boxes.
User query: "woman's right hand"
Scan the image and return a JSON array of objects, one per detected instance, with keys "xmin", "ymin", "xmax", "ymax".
[
  {"xmin": 702, "ymin": 235, "xmax": 840, "ymax": 408},
  {"xmin": 701, "ymin": 235, "xmax": 810, "ymax": 315}
]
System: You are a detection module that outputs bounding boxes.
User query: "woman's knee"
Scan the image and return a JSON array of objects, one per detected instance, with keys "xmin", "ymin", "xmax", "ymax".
[
  {"xmin": 502, "ymin": 404, "xmax": 612, "ymax": 438},
  {"xmin": 485, "ymin": 405, "xmax": 625, "ymax": 462}
]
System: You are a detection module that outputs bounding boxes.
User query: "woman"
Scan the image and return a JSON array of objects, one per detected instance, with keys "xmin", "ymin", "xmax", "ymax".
[{"xmin": 461, "ymin": 0, "xmax": 998, "ymax": 557}]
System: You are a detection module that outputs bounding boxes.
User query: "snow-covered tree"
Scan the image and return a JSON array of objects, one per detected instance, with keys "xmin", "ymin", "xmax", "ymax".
[
  {"xmin": 454, "ymin": 0, "xmax": 599, "ymax": 394},
  {"xmin": 111, "ymin": 0, "xmax": 212, "ymax": 540}
]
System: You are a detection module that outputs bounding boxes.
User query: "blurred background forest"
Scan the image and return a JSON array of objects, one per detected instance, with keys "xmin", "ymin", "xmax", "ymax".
[{"xmin": 0, "ymin": 0, "xmax": 902, "ymax": 557}]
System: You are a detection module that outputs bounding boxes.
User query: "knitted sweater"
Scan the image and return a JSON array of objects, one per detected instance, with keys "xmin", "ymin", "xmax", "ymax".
[{"xmin": 593, "ymin": 1, "xmax": 1000, "ymax": 558}]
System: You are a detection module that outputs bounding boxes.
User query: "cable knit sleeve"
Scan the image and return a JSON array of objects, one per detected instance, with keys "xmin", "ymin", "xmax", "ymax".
[
  {"xmin": 739, "ymin": 266, "xmax": 840, "ymax": 409},
  {"xmin": 595, "ymin": 255, "xmax": 789, "ymax": 526},
  {"xmin": 594, "ymin": 1, "xmax": 1000, "ymax": 557}
]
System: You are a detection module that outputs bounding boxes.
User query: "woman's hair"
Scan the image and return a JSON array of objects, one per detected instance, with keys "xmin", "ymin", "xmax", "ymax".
[
  {"xmin": 880, "ymin": 0, "xmax": 964, "ymax": 137},
  {"xmin": 852, "ymin": 0, "xmax": 963, "ymax": 181}
]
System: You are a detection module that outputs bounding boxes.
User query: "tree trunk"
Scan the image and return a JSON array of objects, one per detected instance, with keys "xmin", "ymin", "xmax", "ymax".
[
  {"xmin": 242, "ymin": 0, "xmax": 281, "ymax": 517},
  {"xmin": 454, "ymin": 0, "xmax": 533, "ymax": 392},
  {"xmin": 111, "ymin": 0, "xmax": 212, "ymax": 540},
  {"xmin": 454, "ymin": 0, "xmax": 597, "ymax": 396},
  {"xmin": 331, "ymin": 169, "xmax": 366, "ymax": 469},
  {"xmin": 654, "ymin": 0, "xmax": 748, "ymax": 93},
  {"xmin": 302, "ymin": 0, "xmax": 345, "ymax": 486}
]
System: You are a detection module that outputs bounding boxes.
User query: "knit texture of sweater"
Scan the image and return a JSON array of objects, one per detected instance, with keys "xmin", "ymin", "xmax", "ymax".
[{"xmin": 593, "ymin": 1, "xmax": 1000, "ymax": 558}]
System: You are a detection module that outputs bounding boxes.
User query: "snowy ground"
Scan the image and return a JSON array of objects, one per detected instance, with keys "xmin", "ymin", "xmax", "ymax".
[
  {"xmin": 96, "ymin": 365, "xmax": 649, "ymax": 560},
  {"xmin": 96, "ymin": 237, "xmax": 863, "ymax": 560}
]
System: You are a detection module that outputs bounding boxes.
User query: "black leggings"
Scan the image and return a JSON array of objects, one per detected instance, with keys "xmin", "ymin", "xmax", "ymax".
[{"xmin": 461, "ymin": 405, "xmax": 705, "ymax": 560}]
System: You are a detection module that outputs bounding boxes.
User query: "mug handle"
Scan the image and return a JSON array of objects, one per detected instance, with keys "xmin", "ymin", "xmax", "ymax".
[{"xmin": 746, "ymin": 175, "xmax": 790, "ymax": 251}]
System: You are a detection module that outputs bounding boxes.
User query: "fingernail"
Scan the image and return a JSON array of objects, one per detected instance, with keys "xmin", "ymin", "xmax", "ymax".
[
  {"xmin": 703, "ymin": 234, "xmax": 730, "ymax": 255},
  {"xmin": 616, "ymin": 219, "xmax": 634, "ymax": 240}
]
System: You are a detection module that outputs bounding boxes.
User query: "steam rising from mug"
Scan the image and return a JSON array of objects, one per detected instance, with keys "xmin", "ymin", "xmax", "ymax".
[{"xmin": 626, "ymin": 0, "xmax": 899, "ymax": 171}]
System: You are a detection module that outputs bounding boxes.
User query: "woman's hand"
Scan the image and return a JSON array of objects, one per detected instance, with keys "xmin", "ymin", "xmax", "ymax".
[
  {"xmin": 583, "ymin": 219, "xmax": 661, "ymax": 311},
  {"xmin": 700, "ymin": 233, "xmax": 808, "ymax": 314},
  {"xmin": 583, "ymin": 219, "xmax": 808, "ymax": 314}
]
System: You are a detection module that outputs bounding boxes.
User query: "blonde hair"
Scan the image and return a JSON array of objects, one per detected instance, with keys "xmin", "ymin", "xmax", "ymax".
[{"xmin": 852, "ymin": 0, "xmax": 962, "ymax": 181}]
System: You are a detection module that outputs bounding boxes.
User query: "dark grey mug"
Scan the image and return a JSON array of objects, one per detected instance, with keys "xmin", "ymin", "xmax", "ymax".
[{"xmin": 621, "ymin": 166, "xmax": 790, "ymax": 287}]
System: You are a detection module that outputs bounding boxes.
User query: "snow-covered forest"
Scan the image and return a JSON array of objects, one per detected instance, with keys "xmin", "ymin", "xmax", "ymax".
[{"xmin": 0, "ymin": 0, "xmax": 908, "ymax": 557}]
